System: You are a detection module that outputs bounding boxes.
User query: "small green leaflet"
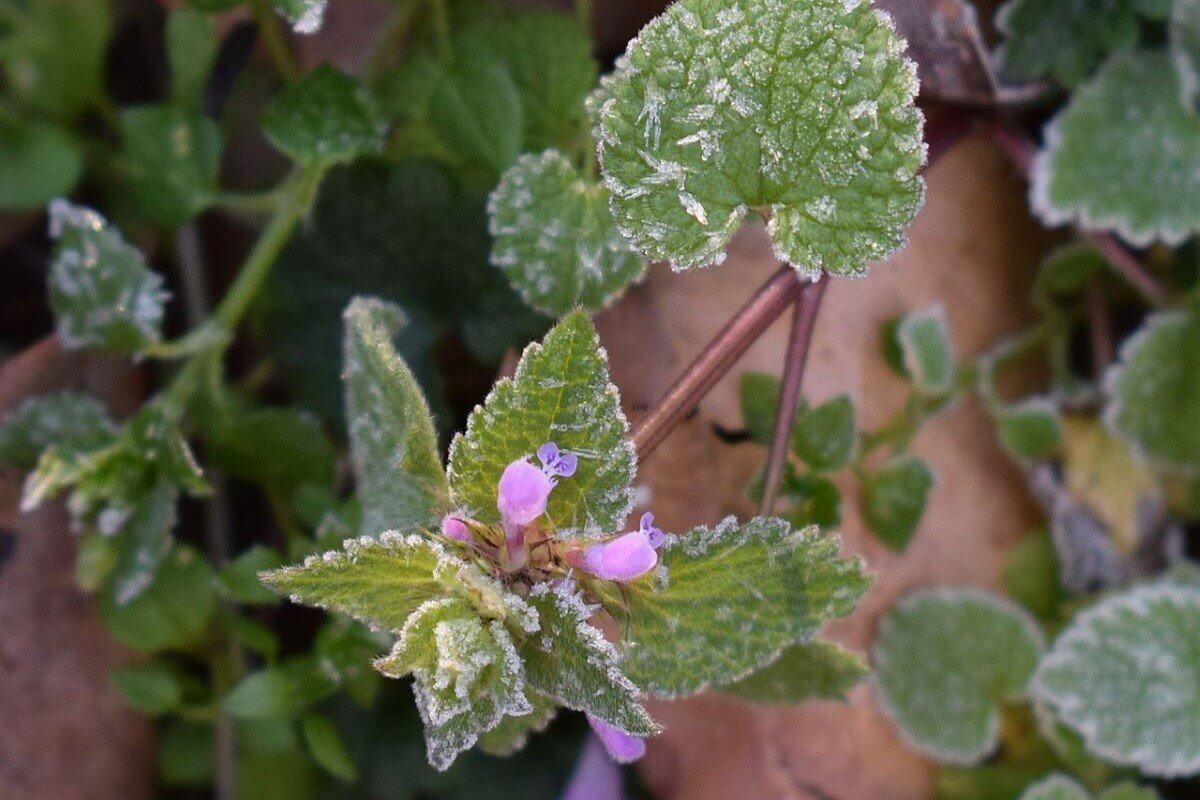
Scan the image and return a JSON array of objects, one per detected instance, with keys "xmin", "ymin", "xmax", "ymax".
[
  {"xmin": 488, "ymin": 149, "xmax": 645, "ymax": 315},
  {"xmin": 110, "ymin": 661, "xmax": 186, "ymax": 714},
  {"xmin": 0, "ymin": 392, "xmax": 113, "ymax": 469},
  {"xmin": 343, "ymin": 298, "xmax": 449, "ymax": 534},
  {"xmin": 872, "ymin": 589, "xmax": 1044, "ymax": 765},
  {"xmin": 121, "ymin": 105, "xmax": 222, "ymax": 227},
  {"xmin": 273, "ymin": 0, "xmax": 327, "ymax": 35},
  {"xmin": 995, "ymin": 398, "xmax": 1063, "ymax": 460},
  {"xmin": 100, "ymin": 545, "xmax": 217, "ymax": 652},
  {"xmin": 1033, "ymin": 583, "xmax": 1200, "ymax": 777},
  {"xmin": 595, "ymin": 0, "xmax": 924, "ymax": 276},
  {"xmin": 792, "ymin": 395, "xmax": 856, "ymax": 471},
  {"xmin": 860, "ymin": 455, "xmax": 933, "ymax": 551},
  {"xmin": 1018, "ymin": 776, "xmax": 1161, "ymax": 800},
  {"xmin": 619, "ymin": 516, "xmax": 869, "ymax": 697},
  {"xmin": 219, "ymin": 546, "xmax": 284, "ymax": 605},
  {"xmin": 1032, "ymin": 51, "xmax": 1200, "ymax": 246},
  {"xmin": 224, "ymin": 657, "xmax": 339, "ymax": 719},
  {"xmin": 721, "ymin": 640, "xmax": 866, "ymax": 704},
  {"xmin": 447, "ymin": 310, "xmax": 635, "ymax": 536},
  {"xmin": 897, "ymin": 305, "xmax": 954, "ymax": 395},
  {"xmin": 46, "ymin": 200, "xmax": 168, "ymax": 353},
  {"xmin": 0, "ymin": 118, "xmax": 83, "ymax": 211},
  {"xmin": 261, "ymin": 66, "xmax": 384, "ymax": 166},
  {"xmin": 300, "ymin": 714, "xmax": 358, "ymax": 782},
  {"xmin": 1104, "ymin": 309, "xmax": 1200, "ymax": 470}
]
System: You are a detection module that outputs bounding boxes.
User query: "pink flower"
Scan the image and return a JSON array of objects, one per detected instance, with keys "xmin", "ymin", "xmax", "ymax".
[
  {"xmin": 586, "ymin": 715, "xmax": 646, "ymax": 763},
  {"xmin": 581, "ymin": 529, "xmax": 658, "ymax": 582},
  {"xmin": 440, "ymin": 515, "xmax": 471, "ymax": 543},
  {"xmin": 497, "ymin": 459, "xmax": 553, "ymax": 529}
]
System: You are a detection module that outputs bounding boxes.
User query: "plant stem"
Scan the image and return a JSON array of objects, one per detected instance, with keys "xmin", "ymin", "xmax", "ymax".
[
  {"xmin": 214, "ymin": 189, "xmax": 287, "ymax": 216},
  {"xmin": 631, "ymin": 264, "xmax": 804, "ymax": 461},
  {"xmin": 1086, "ymin": 277, "xmax": 1114, "ymax": 378},
  {"xmin": 250, "ymin": 0, "xmax": 299, "ymax": 81},
  {"xmin": 758, "ymin": 276, "xmax": 827, "ymax": 515}
]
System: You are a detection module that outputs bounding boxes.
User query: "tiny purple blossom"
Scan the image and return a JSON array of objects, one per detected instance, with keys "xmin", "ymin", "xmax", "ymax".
[
  {"xmin": 538, "ymin": 441, "xmax": 578, "ymax": 478},
  {"xmin": 497, "ymin": 459, "xmax": 553, "ymax": 529},
  {"xmin": 639, "ymin": 512, "xmax": 666, "ymax": 548},
  {"xmin": 581, "ymin": 530, "xmax": 658, "ymax": 582},
  {"xmin": 586, "ymin": 715, "xmax": 646, "ymax": 764},
  {"xmin": 441, "ymin": 515, "xmax": 471, "ymax": 543}
]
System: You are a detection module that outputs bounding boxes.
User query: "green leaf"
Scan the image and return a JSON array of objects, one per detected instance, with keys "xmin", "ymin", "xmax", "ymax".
[
  {"xmin": 224, "ymin": 657, "xmax": 339, "ymax": 719},
  {"xmin": 428, "ymin": 52, "xmax": 523, "ymax": 182},
  {"xmin": 0, "ymin": 392, "xmax": 113, "ymax": 469},
  {"xmin": 223, "ymin": 611, "xmax": 281, "ymax": 660},
  {"xmin": 1104, "ymin": 309, "xmax": 1200, "ymax": 470},
  {"xmin": 594, "ymin": 0, "xmax": 924, "ymax": 276},
  {"xmin": 488, "ymin": 149, "xmax": 645, "ymax": 315},
  {"xmin": 995, "ymin": 398, "xmax": 1064, "ymax": 460},
  {"xmin": 779, "ymin": 470, "xmax": 842, "ymax": 529},
  {"xmin": 477, "ymin": 689, "xmax": 558, "ymax": 756},
  {"xmin": 0, "ymin": 118, "xmax": 83, "ymax": 211},
  {"xmin": 343, "ymin": 297, "xmax": 449, "ymax": 534},
  {"xmin": 619, "ymin": 516, "xmax": 869, "ymax": 697},
  {"xmin": 447, "ymin": 310, "xmax": 635, "ymax": 537},
  {"xmin": 301, "ymin": 713, "xmax": 359, "ymax": 782},
  {"xmin": 260, "ymin": 532, "xmax": 452, "ymax": 632},
  {"xmin": 739, "ymin": 371, "xmax": 780, "ymax": 444},
  {"xmin": 1032, "ymin": 51, "xmax": 1200, "ymax": 246},
  {"xmin": 897, "ymin": 306, "xmax": 954, "ymax": 395},
  {"xmin": 1018, "ymin": 775, "xmax": 1090, "ymax": 800},
  {"xmin": 721, "ymin": 640, "xmax": 866, "ymax": 704},
  {"xmin": 1033, "ymin": 244, "xmax": 1108, "ymax": 314},
  {"xmin": 121, "ymin": 105, "xmax": 222, "ymax": 227},
  {"xmin": 1033, "ymin": 582, "xmax": 1200, "ymax": 777},
  {"xmin": 872, "ymin": 589, "xmax": 1045, "ymax": 765},
  {"xmin": 236, "ymin": 719, "xmax": 316, "ymax": 800},
  {"xmin": 860, "ymin": 455, "xmax": 934, "ymax": 551},
  {"xmin": 101, "ymin": 545, "xmax": 217, "ymax": 652},
  {"xmin": 219, "ymin": 545, "xmax": 283, "ymax": 605},
  {"xmin": 166, "ymin": 8, "xmax": 217, "ymax": 107},
  {"xmin": 520, "ymin": 583, "xmax": 658, "ymax": 736},
  {"xmin": 792, "ymin": 395, "xmax": 856, "ymax": 471},
  {"xmin": 205, "ymin": 406, "xmax": 335, "ymax": 490},
  {"xmin": 1171, "ymin": 0, "xmax": 1200, "ymax": 109},
  {"xmin": 273, "ymin": 0, "xmax": 327, "ymax": 34},
  {"xmin": 159, "ymin": 720, "xmax": 213, "ymax": 785},
  {"xmin": 46, "ymin": 200, "xmax": 167, "ymax": 353},
  {"xmin": 2, "ymin": 0, "xmax": 112, "ymax": 120},
  {"xmin": 1003, "ymin": 528, "xmax": 1063, "ymax": 622},
  {"xmin": 261, "ymin": 65, "xmax": 383, "ymax": 166},
  {"xmin": 110, "ymin": 662, "xmax": 185, "ymax": 714},
  {"xmin": 109, "ymin": 479, "xmax": 177, "ymax": 605},
  {"xmin": 1098, "ymin": 784, "xmax": 1162, "ymax": 800},
  {"xmin": 75, "ymin": 532, "xmax": 118, "ymax": 592}
]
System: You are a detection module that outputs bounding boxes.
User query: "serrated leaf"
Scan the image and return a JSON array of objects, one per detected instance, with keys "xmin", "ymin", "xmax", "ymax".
[
  {"xmin": 739, "ymin": 371, "xmax": 780, "ymax": 444},
  {"xmin": 110, "ymin": 661, "xmax": 185, "ymax": 714},
  {"xmin": 101, "ymin": 545, "xmax": 217, "ymax": 652},
  {"xmin": 261, "ymin": 65, "xmax": 384, "ymax": 165},
  {"xmin": 619, "ymin": 515, "xmax": 869, "ymax": 697},
  {"xmin": 166, "ymin": 8, "xmax": 217, "ymax": 107},
  {"xmin": 447, "ymin": 310, "xmax": 635, "ymax": 536},
  {"xmin": 996, "ymin": 398, "xmax": 1063, "ymax": 460},
  {"xmin": 897, "ymin": 306, "xmax": 954, "ymax": 395},
  {"xmin": 343, "ymin": 297, "xmax": 449, "ymax": 534},
  {"xmin": 1033, "ymin": 582, "xmax": 1200, "ymax": 777},
  {"xmin": 477, "ymin": 689, "xmax": 558, "ymax": 756},
  {"xmin": 1032, "ymin": 51, "xmax": 1200, "ymax": 246},
  {"xmin": 873, "ymin": 589, "xmax": 1045, "ymax": 765},
  {"xmin": 520, "ymin": 583, "xmax": 657, "ymax": 736},
  {"xmin": 0, "ymin": 391, "xmax": 113, "ymax": 469},
  {"xmin": 1104, "ymin": 309, "xmax": 1200, "ymax": 470},
  {"xmin": 2, "ymin": 0, "xmax": 112, "ymax": 120},
  {"xmin": 46, "ymin": 200, "xmax": 168, "ymax": 353},
  {"xmin": 220, "ymin": 545, "xmax": 284, "ymax": 605},
  {"xmin": 0, "ymin": 118, "xmax": 83, "ymax": 211},
  {"xmin": 121, "ymin": 105, "xmax": 222, "ymax": 227},
  {"xmin": 301, "ymin": 713, "xmax": 359, "ymax": 782},
  {"xmin": 860, "ymin": 455, "xmax": 933, "ymax": 550},
  {"xmin": 792, "ymin": 395, "xmax": 856, "ymax": 471},
  {"xmin": 273, "ymin": 0, "xmax": 327, "ymax": 34},
  {"xmin": 721, "ymin": 640, "xmax": 866, "ymax": 704},
  {"xmin": 488, "ymin": 149, "xmax": 645, "ymax": 315},
  {"xmin": 594, "ymin": 0, "xmax": 924, "ymax": 276}
]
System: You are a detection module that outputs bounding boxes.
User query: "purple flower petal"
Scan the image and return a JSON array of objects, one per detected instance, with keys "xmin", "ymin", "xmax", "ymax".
[
  {"xmin": 582, "ymin": 531, "xmax": 658, "ymax": 582},
  {"xmin": 639, "ymin": 512, "xmax": 666, "ymax": 548},
  {"xmin": 562, "ymin": 736, "xmax": 626, "ymax": 800},
  {"xmin": 587, "ymin": 715, "xmax": 646, "ymax": 764},
  {"xmin": 441, "ymin": 515, "xmax": 471, "ymax": 543},
  {"xmin": 556, "ymin": 451, "xmax": 578, "ymax": 477},
  {"xmin": 497, "ymin": 458, "xmax": 553, "ymax": 529},
  {"xmin": 537, "ymin": 442, "xmax": 559, "ymax": 466},
  {"xmin": 537, "ymin": 441, "xmax": 578, "ymax": 478}
]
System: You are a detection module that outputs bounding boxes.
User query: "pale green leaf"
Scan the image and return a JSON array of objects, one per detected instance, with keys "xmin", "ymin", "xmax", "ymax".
[
  {"xmin": 1104, "ymin": 309, "xmax": 1200, "ymax": 470},
  {"xmin": 721, "ymin": 640, "xmax": 866, "ymax": 704},
  {"xmin": 447, "ymin": 310, "xmax": 635, "ymax": 536},
  {"xmin": 860, "ymin": 455, "xmax": 933, "ymax": 551},
  {"xmin": 2, "ymin": 0, "xmax": 112, "ymax": 120},
  {"xmin": 46, "ymin": 200, "xmax": 167, "ymax": 353},
  {"xmin": 1171, "ymin": 0, "xmax": 1200, "ymax": 108},
  {"xmin": 488, "ymin": 149, "xmax": 644, "ymax": 315},
  {"xmin": 1003, "ymin": 528, "xmax": 1063, "ymax": 622},
  {"xmin": 477, "ymin": 689, "xmax": 558, "ymax": 756},
  {"xmin": 897, "ymin": 306, "xmax": 954, "ymax": 395},
  {"xmin": 1018, "ymin": 775, "xmax": 1090, "ymax": 800},
  {"xmin": 595, "ymin": 0, "xmax": 924, "ymax": 276},
  {"xmin": 872, "ymin": 589, "xmax": 1045, "ymax": 765},
  {"xmin": 0, "ymin": 392, "xmax": 113, "ymax": 469},
  {"xmin": 121, "ymin": 105, "xmax": 222, "ymax": 227},
  {"xmin": 110, "ymin": 662, "xmax": 185, "ymax": 714},
  {"xmin": 1032, "ymin": 51, "xmax": 1200, "ymax": 246},
  {"xmin": 300, "ymin": 713, "xmax": 359, "ymax": 782},
  {"xmin": 1033, "ymin": 582, "xmax": 1200, "ymax": 777},
  {"xmin": 995, "ymin": 398, "xmax": 1063, "ymax": 460},
  {"xmin": 166, "ymin": 8, "xmax": 217, "ymax": 107},
  {"xmin": 261, "ymin": 65, "xmax": 384, "ymax": 165},
  {"xmin": 792, "ymin": 395, "xmax": 856, "ymax": 471},
  {"xmin": 0, "ymin": 118, "xmax": 83, "ymax": 211},
  {"xmin": 521, "ymin": 583, "xmax": 658, "ymax": 736},
  {"xmin": 997, "ymin": 0, "xmax": 1148, "ymax": 87},
  {"xmin": 620, "ymin": 515, "xmax": 869, "ymax": 697}
]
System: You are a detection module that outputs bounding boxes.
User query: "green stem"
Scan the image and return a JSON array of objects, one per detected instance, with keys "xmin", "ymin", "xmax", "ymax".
[
  {"xmin": 251, "ymin": 0, "xmax": 300, "ymax": 81},
  {"xmin": 213, "ymin": 189, "xmax": 287, "ymax": 216}
]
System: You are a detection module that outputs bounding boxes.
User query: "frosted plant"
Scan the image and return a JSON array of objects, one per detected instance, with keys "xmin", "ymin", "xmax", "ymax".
[
  {"xmin": 1018, "ymin": 774, "xmax": 1161, "ymax": 800},
  {"xmin": 261, "ymin": 298, "xmax": 869, "ymax": 769}
]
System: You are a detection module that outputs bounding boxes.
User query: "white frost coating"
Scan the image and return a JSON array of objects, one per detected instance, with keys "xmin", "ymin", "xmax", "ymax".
[
  {"xmin": 1016, "ymin": 774, "xmax": 1090, "ymax": 800},
  {"xmin": 896, "ymin": 304, "xmax": 954, "ymax": 394},
  {"xmin": 289, "ymin": 0, "xmax": 327, "ymax": 35}
]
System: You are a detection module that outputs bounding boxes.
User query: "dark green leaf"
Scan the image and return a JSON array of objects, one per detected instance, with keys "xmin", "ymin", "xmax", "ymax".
[
  {"xmin": 224, "ymin": 657, "xmax": 339, "ymax": 719},
  {"xmin": 110, "ymin": 661, "xmax": 185, "ymax": 714},
  {"xmin": 2, "ymin": 0, "xmax": 112, "ymax": 119},
  {"xmin": 792, "ymin": 395, "xmax": 856, "ymax": 471},
  {"xmin": 0, "ymin": 118, "xmax": 83, "ymax": 210},
  {"xmin": 205, "ymin": 406, "xmax": 335, "ymax": 490},
  {"xmin": 739, "ymin": 372, "xmax": 780, "ymax": 445},
  {"xmin": 166, "ymin": 8, "xmax": 217, "ymax": 107},
  {"xmin": 995, "ymin": 399, "xmax": 1063, "ymax": 460},
  {"xmin": 109, "ymin": 479, "xmax": 177, "ymax": 605},
  {"xmin": 159, "ymin": 720, "xmax": 213, "ymax": 785},
  {"xmin": 261, "ymin": 65, "xmax": 383, "ymax": 165},
  {"xmin": 861, "ymin": 455, "xmax": 934, "ymax": 551},
  {"xmin": 121, "ymin": 105, "xmax": 222, "ymax": 227}
]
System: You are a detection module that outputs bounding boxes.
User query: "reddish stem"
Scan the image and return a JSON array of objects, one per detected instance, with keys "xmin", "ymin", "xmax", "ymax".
[
  {"xmin": 758, "ymin": 276, "xmax": 828, "ymax": 515},
  {"xmin": 1086, "ymin": 277, "xmax": 1115, "ymax": 378}
]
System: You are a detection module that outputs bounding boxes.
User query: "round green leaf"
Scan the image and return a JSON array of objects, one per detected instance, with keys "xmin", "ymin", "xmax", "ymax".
[
  {"xmin": 996, "ymin": 398, "xmax": 1064, "ymax": 460},
  {"xmin": 488, "ymin": 149, "xmax": 645, "ymax": 315},
  {"xmin": 594, "ymin": 0, "xmax": 925, "ymax": 276},
  {"xmin": 1033, "ymin": 583, "xmax": 1200, "ymax": 777},
  {"xmin": 873, "ymin": 589, "xmax": 1045, "ymax": 765},
  {"xmin": 3, "ymin": 0, "xmax": 112, "ymax": 120},
  {"xmin": 860, "ymin": 454, "xmax": 933, "ymax": 551},
  {"xmin": 0, "ymin": 119, "xmax": 83, "ymax": 211},
  {"xmin": 1017, "ymin": 774, "xmax": 1090, "ymax": 800},
  {"xmin": 100, "ymin": 546, "xmax": 217, "ymax": 652},
  {"xmin": 121, "ymin": 105, "xmax": 222, "ymax": 227},
  {"xmin": 261, "ymin": 65, "xmax": 384, "ymax": 165},
  {"xmin": 792, "ymin": 395, "xmax": 856, "ymax": 471},
  {"xmin": 997, "ymin": 0, "xmax": 1147, "ymax": 87}
]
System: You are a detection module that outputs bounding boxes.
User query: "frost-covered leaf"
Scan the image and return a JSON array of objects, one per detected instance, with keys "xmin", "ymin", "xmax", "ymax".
[
  {"xmin": 739, "ymin": 371, "xmax": 780, "ymax": 444},
  {"xmin": 1171, "ymin": 0, "xmax": 1200, "ymax": 108},
  {"xmin": 873, "ymin": 589, "xmax": 1045, "ymax": 764},
  {"xmin": 101, "ymin": 545, "xmax": 217, "ymax": 652},
  {"xmin": 619, "ymin": 516, "xmax": 869, "ymax": 697},
  {"xmin": 721, "ymin": 640, "xmax": 866, "ymax": 704},
  {"xmin": 447, "ymin": 310, "xmax": 634, "ymax": 536},
  {"xmin": 1032, "ymin": 51, "xmax": 1200, "ymax": 246},
  {"xmin": 121, "ymin": 105, "xmax": 222, "ymax": 227},
  {"xmin": 996, "ymin": 398, "xmax": 1063, "ymax": 460},
  {"xmin": 792, "ymin": 395, "xmax": 856, "ymax": 471},
  {"xmin": 0, "ymin": 391, "xmax": 113, "ymax": 469},
  {"xmin": 46, "ymin": 200, "xmax": 168, "ymax": 353},
  {"xmin": 109, "ymin": 479, "xmax": 177, "ymax": 606},
  {"xmin": 261, "ymin": 66, "xmax": 384, "ymax": 166},
  {"xmin": 0, "ymin": 118, "xmax": 83, "ymax": 211},
  {"xmin": 860, "ymin": 455, "xmax": 933, "ymax": 550},
  {"xmin": 2, "ymin": 0, "xmax": 112, "ymax": 120},
  {"xmin": 1033, "ymin": 582, "xmax": 1200, "ymax": 777},
  {"xmin": 343, "ymin": 298, "xmax": 449, "ymax": 534},
  {"xmin": 477, "ymin": 689, "xmax": 558, "ymax": 756},
  {"xmin": 260, "ymin": 532, "xmax": 451, "ymax": 631},
  {"xmin": 521, "ymin": 583, "xmax": 658, "ymax": 736},
  {"xmin": 897, "ymin": 306, "xmax": 954, "ymax": 395},
  {"xmin": 373, "ymin": 598, "xmax": 531, "ymax": 770},
  {"xmin": 166, "ymin": 8, "xmax": 217, "ymax": 108},
  {"xmin": 274, "ymin": 0, "xmax": 327, "ymax": 35},
  {"xmin": 1018, "ymin": 775, "xmax": 1090, "ymax": 800},
  {"xmin": 488, "ymin": 149, "xmax": 645, "ymax": 315},
  {"xmin": 594, "ymin": 0, "xmax": 924, "ymax": 275},
  {"xmin": 1104, "ymin": 309, "xmax": 1200, "ymax": 470}
]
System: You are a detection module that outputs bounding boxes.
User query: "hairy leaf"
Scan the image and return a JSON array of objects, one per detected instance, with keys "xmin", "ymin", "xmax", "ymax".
[
  {"xmin": 873, "ymin": 589, "xmax": 1044, "ymax": 764},
  {"xmin": 860, "ymin": 455, "xmax": 934, "ymax": 550},
  {"xmin": 121, "ymin": 105, "xmax": 222, "ymax": 227},
  {"xmin": 0, "ymin": 392, "xmax": 113, "ymax": 469},
  {"xmin": 595, "ymin": 0, "xmax": 924, "ymax": 275},
  {"xmin": 0, "ymin": 118, "xmax": 83, "ymax": 211},
  {"xmin": 261, "ymin": 65, "xmax": 384, "ymax": 165},
  {"xmin": 721, "ymin": 640, "xmax": 866, "ymax": 704},
  {"xmin": 477, "ymin": 689, "xmax": 558, "ymax": 756}
]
